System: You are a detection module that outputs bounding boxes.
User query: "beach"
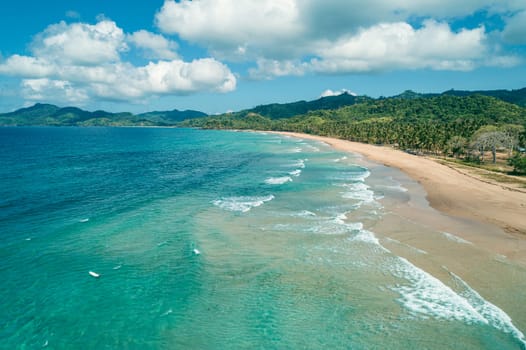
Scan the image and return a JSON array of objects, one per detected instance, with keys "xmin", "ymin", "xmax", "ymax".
[
  {"xmin": 275, "ymin": 131, "xmax": 526, "ymax": 330},
  {"xmin": 276, "ymin": 132, "xmax": 526, "ymax": 245}
]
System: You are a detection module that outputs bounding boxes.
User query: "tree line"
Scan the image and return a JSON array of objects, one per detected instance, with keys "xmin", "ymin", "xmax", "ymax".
[{"xmin": 183, "ymin": 95, "xmax": 526, "ymax": 173}]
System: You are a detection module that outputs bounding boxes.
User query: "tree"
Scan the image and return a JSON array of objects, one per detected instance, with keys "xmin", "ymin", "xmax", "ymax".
[
  {"xmin": 508, "ymin": 153, "xmax": 526, "ymax": 174},
  {"xmin": 446, "ymin": 136, "xmax": 467, "ymax": 158},
  {"xmin": 501, "ymin": 124, "xmax": 524, "ymax": 156},
  {"xmin": 471, "ymin": 126, "xmax": 508, "ymax": 163}
]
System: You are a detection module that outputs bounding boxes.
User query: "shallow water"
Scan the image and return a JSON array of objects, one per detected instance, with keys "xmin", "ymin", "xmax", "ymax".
[{"xmin": 0, "ymin": 127, "xmax": 524, "ymax": 349}]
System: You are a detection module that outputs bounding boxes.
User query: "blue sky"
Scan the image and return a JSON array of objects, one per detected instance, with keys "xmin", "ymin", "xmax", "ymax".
[{"xmin": 1, "ymin": 0, "xmax": 525, "ymax": 114}]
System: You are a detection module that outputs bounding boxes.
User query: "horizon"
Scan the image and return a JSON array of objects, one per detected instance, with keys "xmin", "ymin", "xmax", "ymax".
[{"xmin": 1, "ymin": 1, "xmax": 526, "ymax": 114}]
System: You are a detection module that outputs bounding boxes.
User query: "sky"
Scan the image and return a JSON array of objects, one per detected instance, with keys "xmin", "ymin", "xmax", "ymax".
[{"xmin": 1, "ymin": 0, "xmax": 526, "ymax": 114}]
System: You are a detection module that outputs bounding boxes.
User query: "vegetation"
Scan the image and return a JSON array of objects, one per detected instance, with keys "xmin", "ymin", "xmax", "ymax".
[
  {"xmin": 0, "ymin": 103, "xmax": 207, "ymax": 127},
  {"xmin": 185, "ymin": 94, "xmax": 526, "ymax": 175}
]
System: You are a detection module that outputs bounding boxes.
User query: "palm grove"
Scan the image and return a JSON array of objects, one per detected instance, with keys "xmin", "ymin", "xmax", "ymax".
[{"xmin": 184, "ymin": 94, "xmax": 526, "ymax": 173}]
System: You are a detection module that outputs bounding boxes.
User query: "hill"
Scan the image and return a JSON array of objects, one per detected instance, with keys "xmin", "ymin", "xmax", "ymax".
[
  {"xmin": 0, "ymin": 104, "xmax": 206, "ymax": 126},
  {"xmin": 232, "ymin": 92, "xmax": 368, "ymax": 120}
]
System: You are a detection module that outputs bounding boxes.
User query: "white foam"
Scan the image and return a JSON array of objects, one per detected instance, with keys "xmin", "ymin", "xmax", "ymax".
[
  {"xmin": 287, "ymin": 147, "xmax": 302, "ymax": 153},
  {"xmin": 333, "ymin": 156, "xmax": 348, "ymax": 162},
  {"xmin": 332, "ymin": 169, "xmax": 371, "ymax": 182},
  {"xmin": 442, "ymin": 232, "xmax": 472, "ymax": 245},
  {"xmin": 348, "ymin": 229, "xmax": 380, "ymax": 245},
  {"xmin": 305, "ymin": 144, "xmax": 320, "ymax": 152},
  {"xmin": 307, "ymin": 214, "xmax": 364, "ymax": 235},
  {"xmin": 265, "ymin": 176, "xmax": 292, "ymax": 185},
  {"xmin": 341, "ymin": 183, "xmax": 375, "ymax": 203},
  {"xmin": 113, "ymin": 265, "xmax": 122, "ymax": 270},
  {"xmin": 289, "ymin": 169, "xmax": 302, "ymax": 177},
  {"xmin": 451, "ymin": 272, "xmax": 526, "ymax": 346},
  {"xmin": 212, "ymin": 195, "xmax": 275, "ymax": 212},
  {"xmin": 391, "ymin": 257, "xmax": 487, "ymax": 323},
  {"xmin": 292, "ymin": 210, "xmax": 317, "ymax": 218},
  {"xmin": 291, "ymin": 159, "xmax": 306, "ymax": 169}
]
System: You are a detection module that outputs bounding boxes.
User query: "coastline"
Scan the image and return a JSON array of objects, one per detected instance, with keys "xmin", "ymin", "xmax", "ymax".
[
  {"xmin": 274, "ymin": 131, "xmax": 526, "ymax": 332},
  {"xmin": 276, "ymin": 132, "xmax": 526, "ymax": 237}
]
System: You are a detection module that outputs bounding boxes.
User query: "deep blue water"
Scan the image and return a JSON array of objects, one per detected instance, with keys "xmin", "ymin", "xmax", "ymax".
[{"xmin": 1, "ymin": 127, "xmax": 524, "ymax": 349}]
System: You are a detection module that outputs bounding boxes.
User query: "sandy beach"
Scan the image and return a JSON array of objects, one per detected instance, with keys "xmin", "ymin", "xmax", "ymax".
[{"xmin": 278, "ymin": 132, "xmax": 526, "ymax": 233}]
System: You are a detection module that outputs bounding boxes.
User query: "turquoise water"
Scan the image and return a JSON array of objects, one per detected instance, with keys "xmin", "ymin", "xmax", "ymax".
[{"xmin": 1, "ymin": 127, "xmax": 525, "ymax": 349}]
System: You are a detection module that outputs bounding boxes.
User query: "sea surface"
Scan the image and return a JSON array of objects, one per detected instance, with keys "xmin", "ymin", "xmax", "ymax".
[{"xmin": 0, "ymin": 127, "xmax": 525, "ymax": 349}]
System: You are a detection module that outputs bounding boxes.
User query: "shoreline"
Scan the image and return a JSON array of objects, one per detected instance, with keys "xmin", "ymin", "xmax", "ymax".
[
  {"xmin": 274, "ymin": 131, "xmax": 526, "ymax": 262},
  {"xmin": 276, "ymin": 132, "xmax": 526, "ymax": 234},
  {"xmin": 273, "ymin": 131, "xmax": 526, "ymax": 331}
]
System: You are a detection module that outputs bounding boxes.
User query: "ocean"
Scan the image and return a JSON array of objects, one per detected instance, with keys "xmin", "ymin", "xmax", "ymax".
[{"xmin": 1, "ymin": 127, "xmax": 525, "ymax": 349}]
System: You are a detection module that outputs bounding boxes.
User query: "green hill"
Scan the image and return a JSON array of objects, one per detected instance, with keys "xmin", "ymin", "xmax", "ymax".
[
  {"xmin": 232, "ymin": 92, "xmax": 368, "ymax": 120},
  {"xmin": 0, "ymin": 104, "xmax": 206, "ymax": 126}
]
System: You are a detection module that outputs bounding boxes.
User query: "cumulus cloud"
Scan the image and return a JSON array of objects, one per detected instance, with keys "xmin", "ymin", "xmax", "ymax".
[
  {"xmin": 0, "ymin": 19, "xmax": 236, "ymax": 104},
  {"xmin": 310, "ymin": 21, "xmax": 487, "ymax": 73},
  {"xmin": 155, "ymin": 0, "xmax": 303, "ymax": 59},
  {"xmin": 128, "ymin": 30, "xmax": 178, "ymax": 60},
  {"xmin": 320, "ymin": 89, "xmax": 357, "ymax": 98},
  {"xmin": 31, "ymin": 20, "xmax": 127, "ymax": 66}
]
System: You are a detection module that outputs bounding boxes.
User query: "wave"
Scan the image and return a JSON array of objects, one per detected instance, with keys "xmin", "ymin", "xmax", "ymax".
[
  {"xmin": 333, "ymin": 156, "xmax": 348, "ymax": 162},
  {"xmin": 331, "ymin": 168, "xmax": 370, "ymax": 182},
  {"xmin": 289, "ymin": 169, "xmax": 302, "ymax": 177},
  {"xmin": 450, "ymin": 271, "xmax": 526, "ymax": 347},
  {"xmin": 265, "ymin": 176, "xmax": 292, "ymax": 185},
  {"xmin": 341, "ymin": 182, "xmax": 375, "ymax": 203},
  {"xmin": 376, "ymin": 184, "xmax": 408, "ymax": 193},
  {"xmin": 442, "ymin": 232, "xmax": 472, "ymax": 245},
  {"xmin": 212, "ymin": 195, "xmax": 275, "ymax": 213},
  {"xmin": 291, "ymin": 159, "xmax": 306, "ymax": 169},
  {"xmin": 390, "ymin": 258, "xmax": 526, "ymax": 346},
  {"xmin": 290, "ymin": 210, "xmax": 317, "ymax": 218}
]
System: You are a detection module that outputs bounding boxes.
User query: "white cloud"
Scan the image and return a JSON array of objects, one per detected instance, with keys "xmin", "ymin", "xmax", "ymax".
[
  {"xmin": 502, "ymin": 10, "xmax": 526, "ymax": 44},
  {"xmin": 320, "ymin": 89, "xmax": 357, "ymax": 98},
  {"xmin": 153, "ymin": 0, "xmax": 525, "ymax": 80},
  {"xmin": 248, "ymin": 20, "xmax": 499, "ymax": 78},
  {"xmin": 0, "ymin": 20, "xmax": 236, "ymax": 104},
  {"xmin": 22, "ymin": 79, "xmax": 89, "ymax": 103},
  {"xmin": 155, "ymin": 0, "xmax": 303, "ymax": 59},
  {"xmin": 248, "ymin": 59, "xmax": 306, "ymax": 79},
  {"xmin": 127, "ymin": 30, "xmax": 178, "ymax": 60},
  {"xmin": 32, "ymin": 20, "xmax": 127, "ymax": 66},
  {"xmin": 310, "ymin": 21, "xmax": 487, "ymax": 73}
]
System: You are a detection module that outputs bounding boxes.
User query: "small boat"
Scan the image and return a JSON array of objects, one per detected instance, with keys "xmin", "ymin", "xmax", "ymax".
[
  {"xmin": 89, "ymin": 271, "xmax": 100, "ymax": 278},
  {"xmin": 193, "ymin": 249, "xmax": 201, "ymax": 255}
]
